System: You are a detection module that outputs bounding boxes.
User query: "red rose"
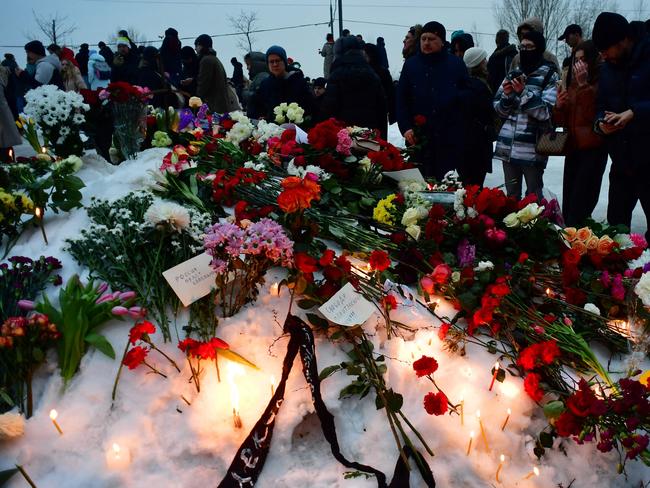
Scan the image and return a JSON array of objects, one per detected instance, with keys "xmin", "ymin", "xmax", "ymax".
[
  {"xmin": 518, "ymin": 252, "xmax": 529, "ymax": 264},
  {"xmin": 524, "ymin": 373, "xmax": 544, "ymax": 402},
  {"xmin": 423, "ymin": 391, "xmax": 448, "ymax": 415},
  {"xmin": 129, "ymin": 320, "xmax": 156, "ymax": 345},
  {"xmin": 369, "ymin": 250, "xmax": 391, "ymax": 272},
  {"xmin": 563, "ymin": 248, "xmax": 582, "ymax": 266},
  {"xmin": 413, "ymin": 355, "xmax": 439, "ymax": 377},
  {"xmin": 123, "ymin": 346, "xmax": 148, "ymax": 369},
  {"xmin": 414, "ymin": 114, "xmax": 427, "ymax": 126},
  {"xmin": 555, "ymin": 411, "xmax": 583, "ymax": 437},
  {"xmin": 431, "ymin": 264, "xmax": 452, "ymax": 284},
  {"xmin": 319, "ymin": 249, "xmax": 336, "ymax": 267},
  {"xmin": 221, "ymin": 119, "xmax": 235, "ymax": 130},
  {"xmin": 295, "ymin": 252, "xmax": 319, "ymax": 273}
]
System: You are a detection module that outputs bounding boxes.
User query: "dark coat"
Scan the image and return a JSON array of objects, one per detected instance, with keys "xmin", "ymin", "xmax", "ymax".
[
  {"xmin": 75, "ymin": 47, "xmax": 89, "ymax": 76},
  {"xmin": 99, "ymin": 45, "xmax": 114, "ymax": 66},
  {"xmin": 136, "ymin": 65, "xmax": 166, "ymax": 108},
  {"xmin": 111, "ymin": 50, "xmax": 139, "ymax": 84},
  {"xmin": 248, "ymin": 70, "xmax": 315, "ymax": 122},
  {"xmin": 487, "ymin": 43, "xmax": 517, "ymax": 94},
  {"xmin": 397, "ymin": 50, "xmax": 469, "ymax": 178},
  {"xmin": 320, "ymin": 50, "xmax": 388, "ymax": 137},
  {"xmin": 458, "ymin": 76, "xmax": 495, "ymax": 185},
  {"xmin": 596, "ymin": 35, "xmax": 650, "ymax": 169},
  {"xmin": 196, "ymin": 50, "xmax": 228, "ymax": 113},
  {"xmin": 160, "ymin": 35, "xmax": 182, "ymax": 81},
  {"xmin": 231, "ymin": 59, "xmax": 244, "ymax": 88},
  {"xmin": 181, "ymin": 59, "xmax": 199, "ymax": 97}
]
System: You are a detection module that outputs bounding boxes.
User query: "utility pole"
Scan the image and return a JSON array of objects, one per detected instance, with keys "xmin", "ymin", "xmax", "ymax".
[
  {"xmin": 52, "ymin": 19, "xmax": 57, "ymax": 45},
  {"xmin": 338, "ymin": 0, "xmax": 343, "ymax": 37},
  {"xmin": 329, "ymin": 0, "xmax": 334, "ymax": 37}
]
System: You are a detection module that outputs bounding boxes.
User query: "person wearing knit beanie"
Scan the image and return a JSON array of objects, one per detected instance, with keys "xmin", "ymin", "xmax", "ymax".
[
  {"xmin": 592, "ymin": 12, "xmax": 629, "ymax": 53},
  {"xmin": 266, "ymin": 45, "xmax": 288, "ymax": 70},
  {"xmin": 421, "ymin": 21, "xmax": 446, "ymax": 44},
  {"xmin": 463, "ymin": 47, "xmax": 487, "ymax": 69}
]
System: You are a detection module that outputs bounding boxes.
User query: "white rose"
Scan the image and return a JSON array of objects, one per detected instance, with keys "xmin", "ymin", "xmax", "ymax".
[
  {"xmin": 405, "ymin": 224, "xmax": 421, "ymax": 241},
  {"xmin": 635, "ymin": 272, "xmax": 650, "ymax": 307},
  {"xmin": 401, "ymin": 207, "xmax": 421, "ymax": 227},
  {"xmin": 503, "ymin": 212, "xmax": 519, "ymax": 228},
  {"xmin": 474, "ymin": 261, "xmax": 494, "ymax": 272},
  {"xmin": 451, "ymin": 271, "xmax": 461, "ymax": 283},
  {"xmin": 516, "ymin": 203, "xmax": 544, "ymax": 224},
  {"xmin": 583, "ymin": 303, "xmax": 601, "ymax": 315}
]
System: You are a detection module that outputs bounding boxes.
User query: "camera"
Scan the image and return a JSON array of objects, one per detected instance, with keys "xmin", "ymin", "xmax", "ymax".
[{"xmin": 506, "ymin": 68, "xmax": 524, "ymax": 81}]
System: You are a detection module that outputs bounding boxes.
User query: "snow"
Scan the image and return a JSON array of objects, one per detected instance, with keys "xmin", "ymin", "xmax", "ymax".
[{"xmin": 1, "ymin": 138, "xmax": 648, "ymax": 487}]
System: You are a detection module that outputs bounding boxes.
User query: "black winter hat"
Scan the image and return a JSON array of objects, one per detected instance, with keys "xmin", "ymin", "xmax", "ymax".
[
  {"xmin": 522, "ymin": 30, "xmax": 546, "ymax": 53},
  {"xmin": 165, "ymin": 28, "xmax": 178, "ymax": 37},
  {"xmin": 421, "ymin": 21, "xmax": 446, "ymax": 42},
  {"xmin": 24, "ymin": 40, "xmax": 45, "ymax": 57},
  {"xmin": 194, "ymin": 34, "xmax": 213, "ymax": 49},
  {"xmin": 142, "ymin": 46, "xmax": 159, "ymax": 64},
  {"xmin": 592, "ymin": 12, "xmax": 629, "ymax": 51}
]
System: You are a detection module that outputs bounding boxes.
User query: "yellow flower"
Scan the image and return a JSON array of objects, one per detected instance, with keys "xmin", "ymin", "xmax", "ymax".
[
  {"xmin": 17, "ymin": 194, "xmax": 34, "ymax": 213},
  {"xmin": 373, "ymin": 194, "xmax": 397, "ymax": 225},
  {"xmin": 0, "ymin": 190, "xmax": 15, "ymax": 209},
  {"xmin": 640, "ymin": 370, "xmax": 650, "ymax": 387}
]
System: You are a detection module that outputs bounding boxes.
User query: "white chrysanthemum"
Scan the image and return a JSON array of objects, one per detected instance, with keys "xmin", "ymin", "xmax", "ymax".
[
  {"xmin": 628, "ymin": 249, "xmax": 650, "ymax": 271},
  {"xmin": 243, "ymin": 160, "xmax": 266, "ymax": 171},
  {"xmin": 635, "ymin": 272, "xmax": 650, "ymax": 307},
  {"xmin": 144, "ymin": 201, "xmax": 191, "ymax": 232},
  {"xmin": 613, "ymin": 234, "xmax": 635, "ymax": 249},
  {"xmin": 583, "ymin": 303, "xmax": 601, "ymax": 315},
  {"xmin": 398, "ymin": 180, "xmax": 427, "ymax": 193},
  {"xmin": 453, "ymin": 188, "xmax": 466, "ymax": 219}
]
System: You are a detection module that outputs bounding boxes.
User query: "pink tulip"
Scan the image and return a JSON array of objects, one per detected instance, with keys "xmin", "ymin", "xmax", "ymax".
[
  {"xmin": 119, "ymin": 291, "xmax": 136, "ymax": 301},
  {"xmin": 420, "ymin": 275, "xmax": 435, "ymax": 294},
  {"xmin": 111, "ymin": 306, "xmax": 129, "ymax": 316},
  {"xmin": 97, "ymin": 282, "xmax": 109, "ymax": 294},
  {"xmin": 95, "ymin": 294, "xmax": 114, "ymax": 305},
  {"xmin": 128, "ymin": 306, "xmax": 145, "ymax": 318},
  {"xmin": 17, "ymin": 299, "xmax": 36, "ymax": 310}
]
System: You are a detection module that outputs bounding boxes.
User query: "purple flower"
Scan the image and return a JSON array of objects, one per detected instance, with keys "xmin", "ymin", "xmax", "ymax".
[
  {"xmin": 457, "ymin": 239, "xmax": 476, "ymax": 268},
  {"xmin": 178, "ymin": 108, "xmax": 194, "ymax": 131},
  {"xmin": 17, "ymin": 299, "xmax": 36, "ymax": 310},
  {"xmin": 119, "ymin": 291, "xmax": 136, "ymax": 301},
  {"xmin": 128, "ymin": 306, "xmax": 146, "ymax": 318},
  {"xmin": 95, "ymin": 294, "xmax": 114, "ymax": 305},
  {"xmin": 97, "ymin": 282, "xmax": 109, "ymax": 294},
  {"xmin": 111, "ymin": 306, "xmax": 129, "ymax": 316}
]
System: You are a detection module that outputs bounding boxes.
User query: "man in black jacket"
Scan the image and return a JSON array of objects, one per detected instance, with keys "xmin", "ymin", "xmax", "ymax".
[
  {"xmin": 487, "ymin": 30, "xmax": 517, "ymax": 94},
  {"xmin": 593, "ymin": 12, "xmax": 650, "ymax": 241}
]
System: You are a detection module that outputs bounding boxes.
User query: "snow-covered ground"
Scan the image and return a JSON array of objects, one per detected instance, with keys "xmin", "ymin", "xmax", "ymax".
[{"xmin": 1, "ymin": 137, "xmax": 648, "ymax": 487}]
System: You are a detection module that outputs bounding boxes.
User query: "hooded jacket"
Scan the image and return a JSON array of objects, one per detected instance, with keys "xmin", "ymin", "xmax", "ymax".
[
  {"xmin": 494, "ymin": 62, "xmax": 558, "ymax": 166},
  {"xmin": 509, "ymin": 17, "xmax": 560, "ymax": 72},
  {"xmin": 242, "ymin": 52, "xmax": 270, "ymax": 107},
  {"xmin": 19, "ymin": 54, "xmax": 63, "ymax": 90},
  {"xmin": 87, "ymin": 52, "xmax": 110, "ymax": 90}
]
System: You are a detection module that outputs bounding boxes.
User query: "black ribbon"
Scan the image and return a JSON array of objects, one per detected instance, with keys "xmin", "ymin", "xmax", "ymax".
[{"xmin": 217, "ymin": 314, "xmax": 435, "ymax": 488}]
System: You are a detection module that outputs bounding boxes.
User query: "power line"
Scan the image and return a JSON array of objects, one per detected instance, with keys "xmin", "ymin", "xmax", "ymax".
[
  {"xmin": 0, "ymin": 21, "xmax": 331, "ymax": 49},
  {"xmin": 81, "ymin": 0, "xmax": 496, "ymax": 8}
]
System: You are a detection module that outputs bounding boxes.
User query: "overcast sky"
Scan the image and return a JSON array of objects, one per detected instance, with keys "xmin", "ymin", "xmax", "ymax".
[{"xmin": 3, "ymin": 0, "xmax": 648, "ymax": 79}]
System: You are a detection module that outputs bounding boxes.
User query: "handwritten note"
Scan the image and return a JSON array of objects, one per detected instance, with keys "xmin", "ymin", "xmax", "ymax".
[
  {"xmin": 162, "ymin": 252, "xmax": 216, "ymax": 307},
  {"xmin": 383, "ymin": 168, "xmax": 426, "ymax": 184},
  {"xmin": 318, "ymin": 283, "xmax": 376, "ymax": 327}
]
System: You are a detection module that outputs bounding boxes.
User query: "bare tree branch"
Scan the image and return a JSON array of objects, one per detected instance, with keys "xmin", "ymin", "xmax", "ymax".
[
  {"xmin": 228, "ymin": 10, "xmax": 259, "ymax": 54},
  {"xmin": 31, "ymin": 10, "xmax": 77, "ymax": 46}
]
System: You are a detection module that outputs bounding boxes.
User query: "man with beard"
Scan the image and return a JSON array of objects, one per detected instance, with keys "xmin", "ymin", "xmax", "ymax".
[
  {"xmin": 402, "ymin": 24, "xmax": 422, "ymax": 60},
  {"xmin": 593, "ymin": 12, "xmax": 650, "ymax": 241}
]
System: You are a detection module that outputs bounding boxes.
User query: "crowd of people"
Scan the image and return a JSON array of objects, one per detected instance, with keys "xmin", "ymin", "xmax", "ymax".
[{"xmin": 0, "ymin": 12, "xmax": 649, "ymax": 240}]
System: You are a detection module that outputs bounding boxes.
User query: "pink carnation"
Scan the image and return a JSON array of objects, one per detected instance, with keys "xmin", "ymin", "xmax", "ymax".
[{"xmin": 335, "ymin": 129, "xmax": 353, "ymax": 156}]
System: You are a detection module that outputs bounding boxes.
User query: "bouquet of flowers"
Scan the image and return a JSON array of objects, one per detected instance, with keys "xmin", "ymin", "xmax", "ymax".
[
  {"xmin": 23, "ymin": 85, "xmax": 89, "ymax": 158},
  {"xmin": 273, "ymin": 102, "xmax": 304, "ymax": 125},
  {"xmin": 99, "ymin": 82, "xmax": 153, "ymax": 161},
  {"xmin": 204, "ymin": 218, "xmax": 294, "ymax": 317}
]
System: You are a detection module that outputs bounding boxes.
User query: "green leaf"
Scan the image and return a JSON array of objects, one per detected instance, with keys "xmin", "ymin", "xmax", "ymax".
[
  {"xmin": 319, "ymin": 364, "xmax": 343, "ymax": 381},
  {"xmin": 0, "ymin": 389, "xmax": 14, "ymax": 407},
  {"xmin": 306, "ymin": 313, "xmax": 329, "ymax": 329},
  {"xmin": 487, "ymin": 340, "xmax": 498, "ymax": 355},
  {"xmin": 218, "ymin": 349, "xmax": 259, "ymax": 370},
  {"xmin": 533, "ymin": 445, "xmax": 545, "ymax": 459},
  {"xmin": 384, "ymin": 389, "xmax": 404, "ymax": 413},
  {"xmin": 496, "ymin": 368, "xmax": 506, "ymax": 383},
  {"xmin": 539, "ymin": 432, "xmax": 555, "ymax": 448},
  {"xmin": 85, "ymin": 333, "xmax": 116, "ymax": 359},
  {"xmin": 543, "ymin": 400, "xmax": 565, "ymax": 419},
  {"xmin": 0, "ymin": 468, "xmax": 18, "ymax": 485}
]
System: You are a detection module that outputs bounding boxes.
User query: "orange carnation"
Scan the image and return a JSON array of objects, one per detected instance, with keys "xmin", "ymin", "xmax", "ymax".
[{"xmin": 277, "ymin": 176, "xmax": 321, "ymax": 213}]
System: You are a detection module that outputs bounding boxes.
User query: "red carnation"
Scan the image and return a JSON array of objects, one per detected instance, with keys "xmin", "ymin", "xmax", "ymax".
[
  {"xmin": 524, "ymin": 373, "xmax": 544, "ymax": 402},
  {"xmin": 382, "ymin": 294, "xmax": 398, "ymax": 311},
  {"xmin": 319, "ymin": 249, "xmax": 336, "ymax": 267},
  {"xmin": 129, "ymin": 320, "xmax": 156, "ymax": 345},
  {"xmin": 123, "ymin": 346, "xmax": 148, "ymax": 369},
  {"xmin": 295, "ymin": 252, "xmax": 319, "ymax": 273},
  {"xmin": 518, "ymin": 252, "xmax": 529, "ymax": 264},
  {"xmin": 438, "ymin": 323, "xmax": 451, "ymax": 340},
  {"xmin": 423, "ymin": 391, "xmax": 448, "ymax": 415},
  {"xmin": 540, "ymin": 340, "xmax": 560, "ymax": 364},
  {"xmin": 555, "ymin": 410, "xmax": 583, "ymax": 437},
  {"xmin": 178, "ymin": 338, "xmax": 200, "ymax": 353},
  {"xmin": 369, "ymin": 250, "xmax": 391, "ymax": 272},
  {"xmin": 413, "ymin": 355, "xmax": 439, "ymax": 377}
]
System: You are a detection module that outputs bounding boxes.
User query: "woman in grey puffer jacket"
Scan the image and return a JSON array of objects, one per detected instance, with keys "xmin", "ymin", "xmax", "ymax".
[{"xmin": 494, "ymin": 31, "xmax": 558, "ymax": 200}]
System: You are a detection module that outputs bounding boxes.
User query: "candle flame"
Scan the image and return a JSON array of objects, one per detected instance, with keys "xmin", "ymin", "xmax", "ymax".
[
  {"xmin": 49, "ymin": 409, "xmax": 58, "ymax": 420},
  {"xmin": 500, "ymin": 454, "xmax": 505, "ymax": 462},
  {"xmin": 494, "ymin": 361, "xmax": 500, "ymax": 370},
  {"xmin": 35, "ymin": 207, "xmax": 42, "ymax": 218},
  {"xmin": 533, "ymin": 467, "xmax": 540, "ymax": 476},
  {"xmin": 112, "ymin": 443, "xmax": 121, "ymax": 455},
  {"xmin": 507, "ymin": 407, "xmax": 512, "ymax": 415},
  {"xmin": 470, "ymin": 430, "xmax": 475, "ymax": 438},
  {"xmin": 545, "ymin": 287, "xmax": 552, "ymax": 296},
  {"xmin": 270, "ymin": 282, "xmax": 279, "ymax": 296},
  {"xmin": 476, "ymin": 409, "xmax": 481, "ymax": 419},
  {"xmin": 227, "ymin": 362, "xmax": 245, "ymax": 413},
  {"xmin": 41, "ymin": 147, "xmax": 47, "ymax": 154}
]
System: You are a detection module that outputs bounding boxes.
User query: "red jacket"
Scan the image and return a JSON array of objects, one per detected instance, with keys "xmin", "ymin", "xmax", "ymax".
[{"xmin": 553, "ymin": 82, "xmax": 603, "ymax": 152}]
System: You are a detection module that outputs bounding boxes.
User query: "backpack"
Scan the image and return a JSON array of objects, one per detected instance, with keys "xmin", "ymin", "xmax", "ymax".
[{"xmin": 93, "ymin": 61, "xmax": 112, "ymax": 80}]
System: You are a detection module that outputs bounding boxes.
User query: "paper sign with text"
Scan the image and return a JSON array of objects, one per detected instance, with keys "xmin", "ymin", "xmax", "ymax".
[
  {"xmin": 383, "ymin": 168, "xmax": 426, "ymax": 184},
  {"xmin": 318, "ymin": 283, "xmax": 376, "ymax": 327},
  {"xmin": 163, "ymin": 252, "xmax": 216, "ymax": 307}
]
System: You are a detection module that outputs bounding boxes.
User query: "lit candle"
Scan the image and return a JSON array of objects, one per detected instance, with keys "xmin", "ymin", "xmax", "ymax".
[
  {"xmin": 476, "ymin": 410, "xmax": 490, "ymax": 451},
  {"xmin": 459, "ymin": 393, "xmax": 464, "ymax": 426},
  {"xmin": 8, "ymin": 148, "xmax": 13, "ymax": 161},
  {"xmin": 523, "ymin": 466, "xmax": 540, "ymax": 480},
  {"xmin": 106, "ymin": 442, "xmax": 131, "ymax": 470},
  {"xmin": 545, "ymin": 287, "xmax": 552, "ymax": 297},
  {"xmin": 489, "ymin": 362, "xmax": 500, "ymax": 391},
  {"xmin": 466, "ymin": 431, "xmax": 474, "ymax": 456},
  {"xmin": 501, "ymin": 408, "xmax": 511, "ymax": 431},
  {"xmin": 496, "ymin": 454, "xmax": 505, "ymax": 482},
  {"xmin": 49, "ymin": 409, "xmax": 63, "ymax": 435},
  {"xmin": 227, "ymin": 362, "xmax": 244, "ymax": 429},
  {"xmin": 34, "ymin": 207, "xmax": 48, "ymax": 245},
  {"xmin": 270, "ymin": 282, "xmax": 279, "ymax": 296},
  {"xmin": 41, "ymin": 147, "xmax": 47, "ymax": 154},
  {"xmin": 270, "ymin": 375, "xmax": 276, "ymax": 396}
]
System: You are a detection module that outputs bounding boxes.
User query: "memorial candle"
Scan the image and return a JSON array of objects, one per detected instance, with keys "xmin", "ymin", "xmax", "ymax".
[{"xmin": 49, "ymin": 409, "xmax": 63, "ymax": 435}]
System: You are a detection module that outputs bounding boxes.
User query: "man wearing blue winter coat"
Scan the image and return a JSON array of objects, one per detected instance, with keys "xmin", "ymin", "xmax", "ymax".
[
  {"xmin": 593, "ymin": 12, "xmax": 650, "ymax": 242},
  {"xmin": 396, "ymin": 21, "xmax": 469, "ymax": 179}
]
